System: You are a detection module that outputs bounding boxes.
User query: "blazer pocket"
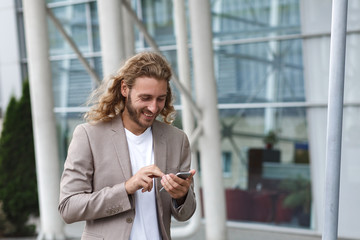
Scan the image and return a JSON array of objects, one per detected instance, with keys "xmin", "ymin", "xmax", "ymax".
[{"xmin": 82, "ymin": 232, "xmax": 104, "ymax": 240}]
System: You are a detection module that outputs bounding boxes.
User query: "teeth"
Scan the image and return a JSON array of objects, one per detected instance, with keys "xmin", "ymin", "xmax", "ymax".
[{"xmin": 144, "ymin": 113, "xmax": 153, "ymax": 117}]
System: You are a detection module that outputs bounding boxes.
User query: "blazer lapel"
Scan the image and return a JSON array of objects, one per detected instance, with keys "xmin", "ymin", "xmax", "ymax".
[
  {"xmin": 152, "ymin": 121, "xmax": 167, "ymax": 223},
  {"xmin": 152, "ymin": 121, "xmax": 167, "ymax": 176},
  {"xmin": 111, "ymin": 116, "xmax": 132, "ymax": 180}
]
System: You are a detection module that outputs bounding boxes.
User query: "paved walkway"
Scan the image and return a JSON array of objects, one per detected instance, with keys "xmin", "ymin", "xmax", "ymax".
[{"xmin": 2, "ymin": 221, "xmax": 358, "ymax": 240}]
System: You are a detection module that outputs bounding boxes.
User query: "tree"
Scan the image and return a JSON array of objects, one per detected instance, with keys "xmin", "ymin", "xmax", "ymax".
[{"xmin": 0, "ymin": 80, "xmax": 39, "ymax": 236}]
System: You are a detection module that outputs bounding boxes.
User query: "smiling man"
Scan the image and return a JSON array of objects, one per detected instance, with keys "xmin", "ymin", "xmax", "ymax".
[
  {"xmin": 58, "ymin": 52, "xmax": 196, "ymax": 240},
  {"xmin": 122, "ymin": 76, "xmax": 168, "ymax": 135}
]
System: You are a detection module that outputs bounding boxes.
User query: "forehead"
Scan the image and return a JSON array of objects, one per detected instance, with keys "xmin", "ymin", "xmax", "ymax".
[{"xmin": 132, "ymin": 76, "xmax": 168, "ymax": 95}]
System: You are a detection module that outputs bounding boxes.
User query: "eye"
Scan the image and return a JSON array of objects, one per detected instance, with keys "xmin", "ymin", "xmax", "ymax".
[
  {"xmin": 157, "ymin": 97, "xmax": 166, "ymax": 102},
  {"xmin": 140, "ymin": 96, "xmax": 151, "ymax": 101}
]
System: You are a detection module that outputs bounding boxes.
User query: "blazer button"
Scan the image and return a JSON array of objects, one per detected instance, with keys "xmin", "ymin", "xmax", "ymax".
[{"xmin": 126, "ymin": 217, "xmax": 133, "ymax": 223}]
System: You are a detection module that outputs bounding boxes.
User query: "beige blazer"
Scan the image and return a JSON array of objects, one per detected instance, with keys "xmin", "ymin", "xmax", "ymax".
[{"xmin": 58, "ymin": 116, "xmax": 196, "ymax": 240}]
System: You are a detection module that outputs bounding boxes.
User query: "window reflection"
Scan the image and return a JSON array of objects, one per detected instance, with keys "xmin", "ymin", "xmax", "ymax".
[
  {"xmin": 51, "ymin": 58, "xmax": 100, "ymax": 108},
  {"xmin": 220, "ymin": 107, "xmax": 310, "ymax": 227},
  {"xmin": 48, "ymin": 4, "xmax": 96, "ymax": 55}
]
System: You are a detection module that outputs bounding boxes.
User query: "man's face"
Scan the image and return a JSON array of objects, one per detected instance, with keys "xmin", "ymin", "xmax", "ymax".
[{"xmin": 121, "ymin": 76, "xmax": 168, "ymax": 135}]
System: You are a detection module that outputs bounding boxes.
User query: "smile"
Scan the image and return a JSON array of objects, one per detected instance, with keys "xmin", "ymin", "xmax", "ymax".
[{"xmin": 144, "ymin": 112, "xmax": 153, "ymax": 117}]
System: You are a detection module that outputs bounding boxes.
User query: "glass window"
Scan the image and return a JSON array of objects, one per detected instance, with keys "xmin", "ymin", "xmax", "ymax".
[
  {"xmin": 51, "ymin": 58, "xmax": 99, "ymax": 108},
  {"xmin": 138, "ymin": 0, "xmax": 176, "ymax": 47},
  {"xmin": 222, "ymin": 151, "xmax": 232, "ymax": 177},
  {"xmin": 212, "ymin": 0, "xmax": 301, "ymax": 41},
  {"xmin": 48, "ymin": 4, "xmax": 91, "ymax": 55},
  {"xmin": 47, "ymin": 0, "xmax": 71, "ymax": 3},
  {"xmin": 46, "ymin": 0, "xmax": 311, "ymax": 231},
  {"xmin": 47, "ymin": 2, "xmax": 101, "ymax": 110},
  {"xmin": 220, "ymin": 106, "xmax": 311, "ymax": 227},
  {"xmin": 215, "ymin": 39, "xmax": 304, "ymax": 104},
  {"xmin": 90, "ymin": 2, "xmax": 100, "ymax": 52},
  {"xmin": 55, "ymin": 112, "xmax": 85, "ymax": 167}
]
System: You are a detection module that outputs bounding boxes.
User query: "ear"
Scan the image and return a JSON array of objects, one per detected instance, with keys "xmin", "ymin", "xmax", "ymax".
[{"xmin": 121, "ymin": 81, "xmax": 128, "ymax": 97}]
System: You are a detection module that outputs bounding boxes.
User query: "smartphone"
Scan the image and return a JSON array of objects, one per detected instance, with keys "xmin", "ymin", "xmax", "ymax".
[
  {"xmin": 159, "ymin": 171, "xmax": 191, "ymax": 192},
  {"xmin": 176, "ymin": 171, "xmax": 191, "ymax": 179}
]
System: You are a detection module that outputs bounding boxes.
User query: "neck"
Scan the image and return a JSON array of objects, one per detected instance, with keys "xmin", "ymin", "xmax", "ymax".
[{"xmin": 121, "ymin": 111, "xmax": 146, "ymax": 136}]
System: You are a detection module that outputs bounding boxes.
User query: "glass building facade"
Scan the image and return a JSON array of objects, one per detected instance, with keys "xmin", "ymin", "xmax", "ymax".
[{"xmin": 18, "ymin": 0, "xmax": 312, "ymax": 231}]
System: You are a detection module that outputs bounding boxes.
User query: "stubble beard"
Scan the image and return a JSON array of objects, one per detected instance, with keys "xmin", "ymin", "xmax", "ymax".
[{"xmin": 125, "ymin": 94, "xmax": 157, "ymax": 130}]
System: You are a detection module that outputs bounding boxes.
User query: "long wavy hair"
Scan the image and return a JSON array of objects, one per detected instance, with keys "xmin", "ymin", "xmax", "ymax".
[{"xmin": 84, "ymin": 51, "xmax": 176, "ymax": 124}]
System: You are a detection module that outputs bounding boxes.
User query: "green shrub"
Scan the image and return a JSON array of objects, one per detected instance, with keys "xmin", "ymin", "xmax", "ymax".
[{"xmin": 0, "ymin": 80, "xmax": 39, "ymax": 236}]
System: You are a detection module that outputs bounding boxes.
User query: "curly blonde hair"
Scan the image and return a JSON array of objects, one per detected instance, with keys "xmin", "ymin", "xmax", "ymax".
[{"xmin": 84, "ymin": 51, "xmax": 176, "ymax": 124}]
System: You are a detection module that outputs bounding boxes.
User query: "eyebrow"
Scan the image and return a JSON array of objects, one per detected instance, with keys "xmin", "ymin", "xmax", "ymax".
[{"xmin": 139, "ymin": 94, "xmax": 167, "ymax": 98}]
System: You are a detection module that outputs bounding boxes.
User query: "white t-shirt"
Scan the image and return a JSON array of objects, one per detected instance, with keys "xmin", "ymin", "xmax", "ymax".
[{"xmin": 125, "ymin": 127, "xmax": 161, "ymax": 240}]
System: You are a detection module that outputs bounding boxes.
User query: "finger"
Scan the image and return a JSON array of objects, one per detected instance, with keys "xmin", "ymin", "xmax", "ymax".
[
  {"xmin": 141, "ymin": 182, "xmax": 153, "ymax": 192},
  {"xmin": 170, "ymin": 173, "xmax": 185, "ymax": 184},
  {"xmin": 145, "ymin": 165, "xmax": 164, "ymax": 178},
  {"xmin": 183, "ymin": 169, "xmax": 196, "ymax": 185},
  {"xmin": 167, "ymin": 183, "xmax": 187, "ymax": 199},
  {"xmin": 161, "ymin": 175, "xmax": 176, "ymax": 192},
  {"xmin": 171, "ymin": 174, "xmax": 190, "ymax": 189},
  {"xmin": 161, "ymin": 178, "xmax": 169, "ymax": 192},
  {"xmin": 140, "ymin": 181, "xmax": 153, "ymax": 193},
  {"xmin": 143, "ymin": 176, "xmax": 154, "ymax": 192},
  {"xmin": 189, "ymin": 169, "xmax": 196, "ymax": 179},
  {"xmin": 161, "ymin": 176, "xmax": 187, "ymax": 199},
  {"xmin": 161, "ymin": 175, "xmax": 173, "ymax": 187},
  {"xmin": 166, "ymin": 174, "xmax": 187, "ymax": 192},
  {"xmin": 148, "ymin": 180, "xmax": 153, "ymax": 192}
]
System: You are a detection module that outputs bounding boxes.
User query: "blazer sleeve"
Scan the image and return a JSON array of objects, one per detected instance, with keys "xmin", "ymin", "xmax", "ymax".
[
  {"xmin": 170, "ymin": 132, "xmax": 196, "ymax": 221},
  {"xmin": 58, "ymin": 124, "xmax": 132, "ymax": 224}
]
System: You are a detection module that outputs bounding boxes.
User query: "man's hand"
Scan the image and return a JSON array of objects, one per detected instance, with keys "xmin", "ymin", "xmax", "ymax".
[
  {"xmin": 161, "ymin": 169, "xmax": 196, "ymax": 199},
  {"xmin": 125, "ymin": 164, "xmax": 164, "ymax": 194}
]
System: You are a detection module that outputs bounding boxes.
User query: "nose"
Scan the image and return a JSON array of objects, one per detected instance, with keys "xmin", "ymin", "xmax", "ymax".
[{"xmin": 147, "ymin": 100, "xmax": 158, "ymax": 113}]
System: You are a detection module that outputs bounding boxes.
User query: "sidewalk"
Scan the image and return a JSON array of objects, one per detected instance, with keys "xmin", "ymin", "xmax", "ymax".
[{"xmin": 2, "ymin": 221, "xmax": 358, "ymax": 240}]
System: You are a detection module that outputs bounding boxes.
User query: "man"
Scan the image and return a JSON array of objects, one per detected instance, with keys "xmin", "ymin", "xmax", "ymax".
[{"xmin": 58, "ymin": 52, "xmax": 196, "ymax": 240}]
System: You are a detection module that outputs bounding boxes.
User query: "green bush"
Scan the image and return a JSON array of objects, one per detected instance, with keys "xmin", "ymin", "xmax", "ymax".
[{"xmin": 0, "ymin": 80, "xmax": 39, "ymax": 236}]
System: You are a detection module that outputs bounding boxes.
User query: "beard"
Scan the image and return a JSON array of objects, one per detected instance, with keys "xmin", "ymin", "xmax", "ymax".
[{"xmin": 125, "ymin": 93, "xmax": 159, "ymax": 130}]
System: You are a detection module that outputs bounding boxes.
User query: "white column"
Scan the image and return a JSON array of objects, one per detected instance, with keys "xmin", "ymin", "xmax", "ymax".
[
  {"xmin": 173, "ymin": 0, "xmax": 193, "ymax": 135},
  {"xmin": 189, "ymin": 0, "xmax": 227, "ymax": 239},
  {"xmin": 171, "ymin": 0, "xmax": 200, "ymax": 237},
  {"xmin": 97, "ymin": 0, "xmax": 126, "ymax": 76},
  {"xmin": 300, "ymin": 0, "xmax": 332, "ymax": 234},
  {"xmin": 122, "ymin": 0, "xmax": 135, "ymax": 59},
  {"xmin": 22, "ymin": 1, "xmax": 64, "ymax": 239},
  {"xmin": 301, "ymin": 0, "xmax": 360, "ymax": 239},
  {"xmin": 322, "ymin": 0, "xmax": 348, "ymax": 239},
  {"xmin": 0, "ymin": 0, "xmax": 22, "ymax": 114},
  {"xmin": 264, "ymin": 0, "xmax": 279, "ymax": 134}
]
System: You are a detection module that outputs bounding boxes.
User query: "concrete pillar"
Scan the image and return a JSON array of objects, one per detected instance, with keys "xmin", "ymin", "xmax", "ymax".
[
  {"xmin": 188, "ymin": 0, "xmax": 227, "ymax": 239},
  {"xmin": 0, "ymin": 0, "xmax": 22, "ymax": 115},
  {"xmin": 171, "ymin": 0, "xmax": 200, "ymax": 237},
  {"xmin": 301, "ymin": 1, "xmax": 360, "ymax": 238},
  {"xmin": 322, "ymin": 0, "xmax": 348, "ymax": 239},
  {"xmin": 97, "ymin": 0, "xmax": 126, "ymax": 76},
  {"xmin": 122, "ymin": 0, "xmax": 135, "ymax": 59},
  {"xmin": 264, "ymin": 0, "xmax": 279, "ymax": 134},
  {"xmin": 22, "ymin": 0, "xmax": 64, "ymax": 239},
  {"xmin": 173, "ymin": 0, "xmax": 193, "ymax": 135}
]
